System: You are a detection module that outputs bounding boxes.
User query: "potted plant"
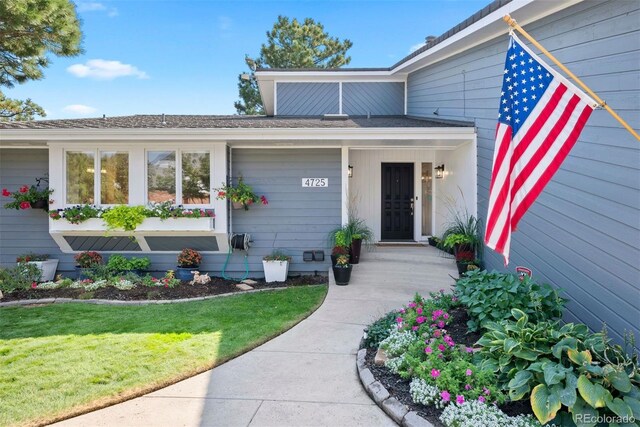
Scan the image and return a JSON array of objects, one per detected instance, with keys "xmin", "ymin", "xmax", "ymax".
[
  {"xmin": 332, "ymin": 255, "xmax": 352, "ymax": 286},
  {"xmin": 74, "ymin": 251, "xmax": 103, "ymax": 280},
  {"xmin": 330, "ymin": 230, "xmax": 350, "ymax": 266},
  {"xmin": 2, "ymin": 180, "xmax": 53, "ymax": 210},
  {"xmin": 344, "ymin": 216, "xmax": 374, "ymax": 264},
  {"xmin": 176, "ymin": 248, "xmax": 202, "ymax": 281},
  {"xmin": 456, "ymin": 258, "xmax": 483, "ymax": 276},
  {"xmin": 16, "ymin": 253, "xmax": 59, "ymax": 282},
  {"xmin": 442, "ymin": 233, "xmax": 476, "ymax": 261},
  {"xmin": 427, "ymin": 236, "xmax": 440, "ymax": 247},
  {"xmin": 214, "ymin": 176, "xmax": 268, "ymax": 210},
  {"xmin": 107, "ymin": 254, "xmax": 150, "ymax": 276},
  {"xmin": 262, "ymin": 250, "xmax": 291, "ymax": 283}
]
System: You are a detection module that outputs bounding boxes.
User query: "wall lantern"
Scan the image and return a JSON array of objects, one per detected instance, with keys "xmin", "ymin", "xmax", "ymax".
[
  {"xmin": 348, "ymin": 165, "xmax": 354, "ymax": 178},
  {"xmin": 435, "ymin": 164, "xmax": 445, "ymax": 179}
]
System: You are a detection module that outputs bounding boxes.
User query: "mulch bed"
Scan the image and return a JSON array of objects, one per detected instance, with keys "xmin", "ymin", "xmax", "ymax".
[
  {"xmin": 1, "ymin": 274, "xmax": 327, "ymax": 302},
  {"xmin": 363, "ymin": 306, "xmax": 534, "ymax": 426}
]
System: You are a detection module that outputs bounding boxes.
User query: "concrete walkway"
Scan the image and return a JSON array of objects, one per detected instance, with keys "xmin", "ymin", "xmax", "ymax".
[{"xmin": 55, "ymin": 246, "xmax": 457, "ymax": 427}]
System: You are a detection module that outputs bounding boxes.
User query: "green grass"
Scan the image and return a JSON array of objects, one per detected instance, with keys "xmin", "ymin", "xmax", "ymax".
[{"xmin": 0, "ymin": 285, "xmax": 327, "ymax": 427}]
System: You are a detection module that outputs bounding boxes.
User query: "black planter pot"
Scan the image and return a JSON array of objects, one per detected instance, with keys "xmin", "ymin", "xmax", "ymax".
[
  {"xmin": 332, "ymin": 264, "xmax": 352, "ymax": 286},
  {"xmin": 30, "ymin": 200, "xmax": 48, "ymax": 210},
  {"xmin": 350, "ymin": 238, "xmax": 362, "ymax": 264},
  {"xmin": 427, "ymin": 237, "xmax": 438, "ymax": 247},
  {"xmin": 175, "ymin": 266, "xmax": 198, "ymax": 281},
  {"xmin": 456, "ymin": 261, "xmax": 468, "ymax": 276}
]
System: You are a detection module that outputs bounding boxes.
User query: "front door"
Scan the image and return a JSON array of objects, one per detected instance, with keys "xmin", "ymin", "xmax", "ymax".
[{"xmin": 381, "ymin": 163, "xmax": 414, "ymax": 240}]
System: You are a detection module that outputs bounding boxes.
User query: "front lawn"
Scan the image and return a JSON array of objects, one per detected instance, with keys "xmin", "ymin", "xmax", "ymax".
[{"xmin": 0, "ymin": 285, "xmax": 327, "ymax": 427}]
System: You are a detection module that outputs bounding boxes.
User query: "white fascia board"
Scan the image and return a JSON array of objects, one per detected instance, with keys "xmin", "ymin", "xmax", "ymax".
[
  {"xmin": 255, "ymin": 70, "xmax": 399, "ymax": 79},
  {"xmin": 391, "ymin": 0, "xmax": 584, "ymax": 75},
  {"xmin": 1, "ymin": 127, "xmax": 475, "ymax": 144}
]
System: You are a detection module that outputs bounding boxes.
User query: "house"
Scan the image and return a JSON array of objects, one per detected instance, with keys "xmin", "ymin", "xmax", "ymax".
[{"xmin": 1, "ymin": 0, "xmax": 638, "ymax": 345}]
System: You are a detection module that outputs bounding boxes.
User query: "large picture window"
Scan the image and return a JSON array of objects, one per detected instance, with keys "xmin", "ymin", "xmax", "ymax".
[
  {"xmin": 147, "ymin": 150, "xmax": 211, "ymax": 205},
  {"xmin": 66, "ymin": 150, "xmax": 130, "ymax": 205}
]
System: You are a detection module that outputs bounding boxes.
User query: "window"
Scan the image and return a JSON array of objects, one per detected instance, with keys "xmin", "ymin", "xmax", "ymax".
[
  {"xmin": 147, "ymin": 151, "xmax": 176, "ymax": 203},
  {"xmin": 147, "ymin": 150, "xmax": 211, "ymax": 205},
  {"xmin": 66, "ymin": 150, "xmax": 130, "ymax": 205},
  {"xmin": 66, "ymin": 151, "xmax": 95, "ymax": 204},
  {"xmin": 101, "ymin": 152, "xmax": 129, "ymax": 204},
  {"xmin": 182, "ymin": 151, "xmax": 210, "ymax": 204}
]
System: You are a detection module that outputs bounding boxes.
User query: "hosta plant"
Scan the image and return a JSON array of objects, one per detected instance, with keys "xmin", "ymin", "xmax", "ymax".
[
  {"xmin": 476, "ymin": 309, "xmax": 640, "ymax": 424},
  {"xmin": 455, "ymin": 270, "xmax": 565, "ymax": 332}
]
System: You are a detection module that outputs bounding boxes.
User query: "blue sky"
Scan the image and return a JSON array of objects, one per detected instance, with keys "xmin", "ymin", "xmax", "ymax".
[{"xmin": 7, "ymin": 0, "xmax": 489, "ymax": 119}]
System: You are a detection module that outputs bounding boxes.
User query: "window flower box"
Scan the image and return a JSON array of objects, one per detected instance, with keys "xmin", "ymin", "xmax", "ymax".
[{"xmin": 50, "ymin": 216, "xmax": 214, "ymax": 233}]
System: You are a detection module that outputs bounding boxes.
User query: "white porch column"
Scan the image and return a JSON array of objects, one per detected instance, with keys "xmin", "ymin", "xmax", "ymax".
[{"xmin": 341, "ymin": 146, "xmax": 349, "ymax": 225}]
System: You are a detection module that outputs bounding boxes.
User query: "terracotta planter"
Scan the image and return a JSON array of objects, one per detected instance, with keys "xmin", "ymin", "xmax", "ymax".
[
  {"xmin": 232, "ymin": 201, "xmax": 244, "ymax": 210},
  {"xmin": 350, "ymin": 238, "xmax": 362, "ymax": 264}
]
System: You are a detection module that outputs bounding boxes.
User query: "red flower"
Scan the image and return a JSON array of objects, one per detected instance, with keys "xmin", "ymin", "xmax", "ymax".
[
  {"xmin": 19, "ymin": 185, "xmax": 29, "ymax": 193},
  {"xmin": 260, "ymin": 195, "xmax": 268, "ymax": 205},
  {"xmin": 217, "ymin": 191, "xmax": 226, "ymax": 198},
  {"xmin": 19, "ymin": 201, "xmax": 31, "ymax": 209},
  {"xmin": 2, "ymin": 188, "xmax": 10, "ymax": 197},
  {"xmin": 31, "ymin": 282, "xmax": 38, "ymax": 289}
]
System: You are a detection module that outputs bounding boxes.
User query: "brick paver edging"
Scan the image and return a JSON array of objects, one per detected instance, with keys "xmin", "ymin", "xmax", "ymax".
[
  {"xmin": 0, "ymin": 285, "xmax": 317, "ymax": 308},
  {"xmin": 356, "ymin": 338, "xmax": 435, "ymax": 427}
]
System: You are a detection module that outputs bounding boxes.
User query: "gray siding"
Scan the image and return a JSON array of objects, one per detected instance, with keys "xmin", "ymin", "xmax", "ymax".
[
  {"xmin": 228, "ymin": 148, "xmax": 341, "ymax": 275},
  {"xmin": 407, "ymin": 0, "xmax": 640, "ymax": 345},
  {"xmin": 343, "ymin": 82, "xmax": 404, "ymax": 116},
  {"xmin": 0, "ymin": 149, "xmax": 77, "ymax": 273},
  {"xmin": 277, "ymin": 83, "xmax": 339, "ymax": 116}
]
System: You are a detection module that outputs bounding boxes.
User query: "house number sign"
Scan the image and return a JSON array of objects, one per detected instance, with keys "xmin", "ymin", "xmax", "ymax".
[{"xmin": 302, "ymin": 178, "xmax": 328, "ymax": 187}]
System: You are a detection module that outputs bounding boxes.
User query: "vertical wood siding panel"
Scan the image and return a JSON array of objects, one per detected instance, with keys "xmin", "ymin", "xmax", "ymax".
[{"xmin": 406, "ymin": 0, "xmax": 640, "ymax": 345}]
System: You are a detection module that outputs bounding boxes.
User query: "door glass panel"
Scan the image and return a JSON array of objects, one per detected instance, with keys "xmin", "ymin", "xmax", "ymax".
[{"xmin": 421, "ymin": 163, "xmax": 432, "ymax": 236}]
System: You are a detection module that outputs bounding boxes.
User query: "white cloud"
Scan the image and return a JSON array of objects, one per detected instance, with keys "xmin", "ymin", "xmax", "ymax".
[
  {"xmin": 76, "ymin": 2, "xmax": 118, "ymax": 17},
  {"xmin": 409, "ymin": 42, "xmax": 426, "ymax": 53},
  {"xmin": 63, "ymin": 104, "xmax": 98, "ymax": 116},
  {"xmin": 67, "ymin": 59, "xmax": 149, "ymax": 80}
]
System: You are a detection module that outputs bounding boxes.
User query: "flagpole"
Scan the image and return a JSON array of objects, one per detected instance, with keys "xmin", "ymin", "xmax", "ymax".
[{"xmin": 503, "ymin": 15, "xmax": 640, "ymax": 142}]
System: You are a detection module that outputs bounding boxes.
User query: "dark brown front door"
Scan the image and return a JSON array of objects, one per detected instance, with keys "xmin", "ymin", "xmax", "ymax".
[{"xmin": 381, "ymin": 163, "xmax": 414, "ymax": 240}]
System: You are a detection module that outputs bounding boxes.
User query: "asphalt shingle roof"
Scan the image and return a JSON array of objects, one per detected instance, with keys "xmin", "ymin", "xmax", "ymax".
[{"xmin": 0, "ymin": 115, "xmax": 472, "ymax": 129}]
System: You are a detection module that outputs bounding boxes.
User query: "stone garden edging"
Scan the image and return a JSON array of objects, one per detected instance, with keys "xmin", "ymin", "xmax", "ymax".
[
  {"xmin": 0, "ymin": 286, "xmax": 299, "ymax": 308},
  {"xmin": 356, "ymin": 337, "xmax": 435, "ymax": 427}
]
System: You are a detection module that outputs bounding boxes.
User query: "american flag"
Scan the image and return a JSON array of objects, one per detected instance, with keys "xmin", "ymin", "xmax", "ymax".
[{"xmin": 485, "ymin": 33, "xmax": 598, "ymax": 265}]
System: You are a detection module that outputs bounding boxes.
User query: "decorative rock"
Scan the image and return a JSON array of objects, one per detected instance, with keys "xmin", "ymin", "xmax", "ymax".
[
  {"xmin": 358, "ymin": 368, "xmax": 375, "ymax": 387},
  {"xmin": 402, "ymin": 411, "xmax": 435, "ymax": 427},
  {"xmin": 366, "ymin": 381, "xmax": 390, "ymax": 404},
  {"xmin": 382, "ymin": 397, "xmax": 409, "ymax": 424},
  {"xmin": 374, "ymin": 348, "xmax": 388, "ymax": 366},
  {"xmin": 0, "ymin": 290, "xmax": 3, "ymax": 300},
  {"xmin": 356, "ymin": 348, "xmax": 367, "ymax": 371},
  {"xmin": 236, "ymin": 283, "xmax": 254, "ymax": 291},
  {"xmin": 242, "ymin": 279, "xmax": 258, "ymax": 285}
]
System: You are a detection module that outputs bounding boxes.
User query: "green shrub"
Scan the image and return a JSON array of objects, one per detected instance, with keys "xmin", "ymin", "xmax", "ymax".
[
  {"xmin": 455, "ymin": 270, "xmax": 565, "ymax": 332},
  {"xmin": 101, "ymin": 205, "xmax": 147, "ymax": 232},
  {"xmin": 107, "ymin": 255, "xmax": 151, "ymax": 272},
  {"xmin": 476, "ymin": 309, "xmax": 640, "ymax": 424},
  {"xmin": 364, "ymin": 310, "xmax": 398, "ymax": 348},
  {"xmin": 0, "ymin": 263, "xmax": 42, "ymax": 292}
]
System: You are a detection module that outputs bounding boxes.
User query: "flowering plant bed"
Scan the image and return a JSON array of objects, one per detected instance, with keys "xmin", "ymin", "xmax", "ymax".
[
  {"xmin": 1, "ymin": 274, "xmax": 327, "ymax": 302},
  {"xmin": 362, "ymin": 276, "xmax": 640, "ymax": 427}
]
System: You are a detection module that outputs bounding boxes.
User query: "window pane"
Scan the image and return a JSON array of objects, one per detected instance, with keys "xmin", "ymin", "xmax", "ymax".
[
  {"xmin": 101, "ymin": 152, "xmax": 129, "ymax": 204},
  {"xmin": 182, "ymin": 151, "xmax": 210, "ymax": 204},
  {"xmin": 147, "ymin": 151, "xmax": 176, "ymax": 203},
  {"xmin": 66, "ymin": 151, "xmax": 95, "ymax": 204}
]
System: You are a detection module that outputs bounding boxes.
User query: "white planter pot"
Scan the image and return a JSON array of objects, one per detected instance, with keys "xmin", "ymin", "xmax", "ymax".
[
  {"xmin": 262, "ymin": 260, "xmax": 289, "ymax": 283},
  {"xmin": 28, "ymin": 259, "xmax": 59, "ymax": 282}
]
